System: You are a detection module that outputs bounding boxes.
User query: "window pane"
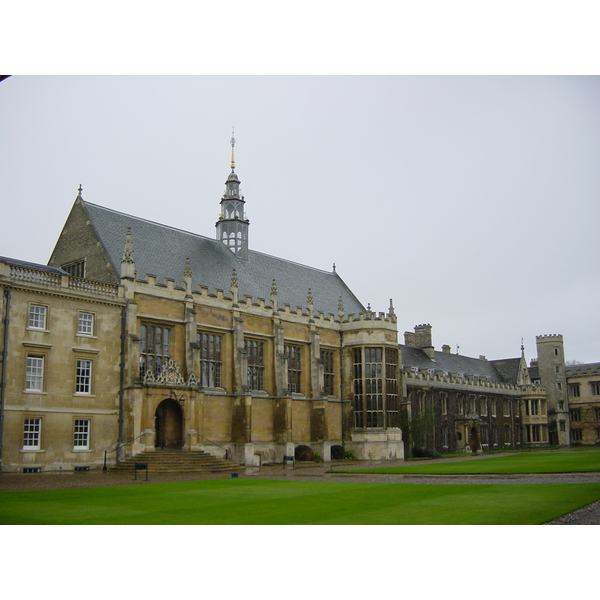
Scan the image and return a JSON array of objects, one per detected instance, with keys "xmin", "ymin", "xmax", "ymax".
[
  {"xmin": 26, "ymin": 356, "xmax": 44, "ymax": 391},
  {"xmin": 23, "ymin": 417, "xmax": 41, "ymax": 448},
  {"xmin": 78, "ymin": 312, "xmax": 94, "ymax": 335},
  {"xmin": 76, "ymin": 359, "xmax": 92, "ymax": 393},
  {"xmin": 29, "ymin": 305, "xmax": 46, "ymax": 329},
  {"xmin": 74, "ymin": 419, "xmax": 90, "ymax": 448}
]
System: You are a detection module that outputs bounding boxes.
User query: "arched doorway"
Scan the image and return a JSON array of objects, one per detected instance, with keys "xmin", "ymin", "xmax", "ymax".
[{"xmin": 155, "ymin": 398, "xmax": 184, "ymax": 449}]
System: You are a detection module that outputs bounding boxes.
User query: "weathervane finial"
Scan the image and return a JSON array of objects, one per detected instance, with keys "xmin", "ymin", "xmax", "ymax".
[{"xmin": 230, "ymin": 126, "xmax": 236, "ymax": 170}]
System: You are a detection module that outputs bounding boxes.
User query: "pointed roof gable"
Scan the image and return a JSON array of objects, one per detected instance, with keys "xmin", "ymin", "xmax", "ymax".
[
  {"xmin": 489, "ymin": 358, "xmax": 522, "ymax": 384},
  {"xmin": 80, "ymin": 200, "xmax": 365, "ymax": 316}
]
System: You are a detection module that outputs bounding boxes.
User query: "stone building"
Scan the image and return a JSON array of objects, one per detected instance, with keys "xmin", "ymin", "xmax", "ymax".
[
  {"xmin": 564, "ymin": 362, "xmax": 600, "ymax": 444},
  {"xmin": 0, "ymin": 143, "xmax": 403, "ymax": 472},
  {"xmin": 0, "ymin": 257, "xmax": 124, "ymax": 473},
  {"xmin": 0, "ymin": 141, "xmax": 594, "ymax": 473},
  {"xmin": 399, "ymin": 324, "xmax": 548, "ymax": 456}
]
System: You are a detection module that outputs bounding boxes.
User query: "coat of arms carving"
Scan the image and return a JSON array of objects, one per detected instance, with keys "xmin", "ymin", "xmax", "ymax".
[{"xmin": 143, "ymin": 358, "xmax": 198, "ymax": 388}]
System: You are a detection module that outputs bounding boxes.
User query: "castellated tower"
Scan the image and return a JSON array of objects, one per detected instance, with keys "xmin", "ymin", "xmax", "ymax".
[{"xmin": 536, "ymin": 334, "xmax": 570, "ymax": 446}]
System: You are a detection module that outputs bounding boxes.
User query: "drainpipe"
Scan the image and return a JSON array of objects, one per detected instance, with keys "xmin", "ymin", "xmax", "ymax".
[
  {"xmin": 339, "ymin": 330, "xmax": 345, "ymax": 449},
  {"xmin": 0, "ymin": 289, "xmax": 11, "ymax": 473},
  {"xmin": 117, "ymin": 306, "xmax": 126, "ymax": 463}
]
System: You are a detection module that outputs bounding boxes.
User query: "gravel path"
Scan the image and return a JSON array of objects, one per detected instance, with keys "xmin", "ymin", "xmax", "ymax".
[{"xmin": 2, "ymin": 456, "xmax": 599, "ymax": 524}]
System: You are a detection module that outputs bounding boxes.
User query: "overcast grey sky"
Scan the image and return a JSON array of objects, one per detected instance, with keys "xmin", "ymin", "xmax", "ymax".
[{"xmin": 1, "ymin": 76, "xmax": 598, "ymax": 363}]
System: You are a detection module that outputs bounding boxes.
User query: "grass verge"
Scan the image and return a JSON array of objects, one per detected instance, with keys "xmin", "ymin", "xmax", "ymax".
[
  {"xmin": 2, "ymin": 479, "xmax": 600, "ymax": 525},
  {"xmin": 341, "ymin": 450, "xmax": 600, "ymax": 475}
]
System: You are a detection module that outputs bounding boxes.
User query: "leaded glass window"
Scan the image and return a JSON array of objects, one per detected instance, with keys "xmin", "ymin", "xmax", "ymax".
[
  {"xmin": 285, "ymin": 344, "xmax": 302, "ymax": 393},
  {"xmin": 140, "ymin": 324, "xmax": 171, "ymax": 378},
  {"xmin": 322, "ymin": 350, "xmax": 334, "ymax": 396},
  {"xmin": 245, "ymin": 339, "xmax": 265, "ymax": 391},
  {"xmin": 198, "ymin": 332, "xmax": 222, "ymax": 388}
]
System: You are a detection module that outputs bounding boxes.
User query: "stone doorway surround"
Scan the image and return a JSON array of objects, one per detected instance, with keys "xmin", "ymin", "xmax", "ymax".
[{"xmin": 155, "ymin": 398, "xmax": 184, "ymax": 450}]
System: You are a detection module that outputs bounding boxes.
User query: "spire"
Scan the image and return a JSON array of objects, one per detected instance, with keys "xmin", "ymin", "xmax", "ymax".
[
  {"xmin": 307, "ymin": 288, "xmax": 314, "ymax": 320},
  {"xmin": 77, "ymin": 184, "xmax": 83, "ymax": 200},
  {"xmin": 230, "ymin": 126, "xmax": 236, "ymax": 170},
  {"xmin": 184, "ymin": 257, "xmax": 193, "ymax": 298},
  {"xmin": 230, "ymin": 268, "xmax": 239, "ymax": 305},
  {"xmin": 216, "ymin": 130, "xmax": 250, "ymax": 260},
  {"xmin": 122, "ymin": 227, "xmax": 135, "ymax": 264},
  {"xmin": 270, "ymin": 279, "xmax": 278, "ymax": 311},
  {"xmin": 120, "ymin": 227, "xmax": 135, "ymax": 280},
  {"xmin": 388, "ymin": 299, "xmax": 395, "ymax": 317},
  {"xmin": 184, "ymin": 257, "xmax": 192, "ymax": 279}
]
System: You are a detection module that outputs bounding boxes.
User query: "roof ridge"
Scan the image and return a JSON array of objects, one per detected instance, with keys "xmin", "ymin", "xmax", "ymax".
[
  {"xmin": 85, "ymin": 200, "xmax": 340, "ymax": 276},
  {"xmin": 84, "ymin": 201, "xmax": 215, "ymax": 242}
]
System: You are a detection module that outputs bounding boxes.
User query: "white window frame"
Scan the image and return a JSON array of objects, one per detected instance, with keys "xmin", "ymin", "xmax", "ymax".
[
  {"xmin": 23, "ymin": 417, "xmax": 42, "ymax": 450},
  {"xmin": 73, "ymin": 419, "xmax": 91, "ymax": 449},
  {"xmin": 75, "ymin": 358, "xmax": 93, "ymax": 394},
  {"xmin": 28, "ymin": 304, "xmax": 47, "ymax": 330},
  {"xmin": 77, "ymin": 312, "xmax": 95, "ymax": 336},
  {"xmin": 26, "ymin": 355, "xmax": 44, "ymax": 391}
]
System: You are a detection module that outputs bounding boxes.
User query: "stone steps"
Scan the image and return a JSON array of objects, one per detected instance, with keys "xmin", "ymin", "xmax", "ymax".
[{"xmin": 112, "ymin": 450, "xmax": 242, "ymax": 473}]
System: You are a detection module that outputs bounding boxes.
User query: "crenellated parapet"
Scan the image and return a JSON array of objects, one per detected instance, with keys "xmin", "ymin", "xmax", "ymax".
[
  {"xmin": 130, "ymin": 271, "xmax": 399, "ymax": 331},
  {"xmin": 536, "ymin": 334, "xmax": 564, "ymax": 342},
  {"xmin": 403, "ymin": 365, "xmax": 522, "ymax": 395}
]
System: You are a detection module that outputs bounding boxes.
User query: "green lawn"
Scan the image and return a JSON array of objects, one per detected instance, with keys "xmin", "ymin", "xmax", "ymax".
[
  {"xmin": 2, "ymin": 479, "xmax": 600, "ymax": 524},
  {"xmin": 342, "ymin": 450, "xmax": 600, "ymax": 475}
]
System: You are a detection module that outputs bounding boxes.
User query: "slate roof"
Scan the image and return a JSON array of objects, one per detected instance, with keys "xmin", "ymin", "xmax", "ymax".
[
  {"xmin": 400, "ymin": 345, "xmax": 506, "ymax": 383},
  {"xmin": 83, "ymin": 201, "xmax": 365, "ymax": 316},
  {"xmin": 565, "ymin": 362, "xmax": 600, "ymax": 377}
]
